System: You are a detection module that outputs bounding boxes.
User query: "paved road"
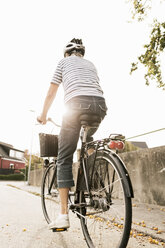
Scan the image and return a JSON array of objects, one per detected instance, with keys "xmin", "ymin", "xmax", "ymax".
[
  {"xmin": 0, "ymin": 181, "xmax": 165, "ymax": 248},
  {"xmin": 0, "ymin": 182, "xmax": 86, "ymax": 248}
]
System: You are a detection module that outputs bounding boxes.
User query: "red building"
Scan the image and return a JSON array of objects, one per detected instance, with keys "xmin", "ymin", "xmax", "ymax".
[{"xmin": 0, "ymin": 141, "xmax": 25, "ymax": 174}]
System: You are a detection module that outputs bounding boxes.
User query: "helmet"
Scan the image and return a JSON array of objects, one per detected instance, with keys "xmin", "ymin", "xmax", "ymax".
[{"xmin": 64, "ymin": 38, "xmax": 85, "ymax": 57}]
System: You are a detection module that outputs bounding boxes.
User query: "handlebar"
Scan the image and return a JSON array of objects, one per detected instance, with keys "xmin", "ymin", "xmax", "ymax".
[
  {"xmin": 47, "ymin": 117, "xmax": 61, "ymax": 128},
  {"xmin": 36, "ymin": 116, "xmax": 61, "ymax": 127}
]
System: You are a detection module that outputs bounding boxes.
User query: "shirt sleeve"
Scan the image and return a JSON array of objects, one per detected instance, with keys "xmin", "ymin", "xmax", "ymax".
[{"xmin": 51, "ymin": 61, "xmax": 62, "ymax": 85}]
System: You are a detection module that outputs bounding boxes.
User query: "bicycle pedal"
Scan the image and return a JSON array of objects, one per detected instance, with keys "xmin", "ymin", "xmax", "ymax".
[{"xmin": 52, "ymin": 228, "xmax": 67, "ymax": 232}]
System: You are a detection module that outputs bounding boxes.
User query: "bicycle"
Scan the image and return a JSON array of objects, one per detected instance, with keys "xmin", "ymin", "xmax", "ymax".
[{"xmin": 39, "ymin": 115, "xmax": 134, "ymax": 248}]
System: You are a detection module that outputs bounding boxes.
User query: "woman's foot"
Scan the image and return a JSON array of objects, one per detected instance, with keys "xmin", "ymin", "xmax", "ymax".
[{"xmin": 48, "ymin": 214, "xmax": 70, "ymax": 229}]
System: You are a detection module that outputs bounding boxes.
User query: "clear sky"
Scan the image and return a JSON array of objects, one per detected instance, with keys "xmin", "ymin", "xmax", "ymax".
[{"xmin": 0, "ymin": 0, "xmax": 165, "ymax": 153}]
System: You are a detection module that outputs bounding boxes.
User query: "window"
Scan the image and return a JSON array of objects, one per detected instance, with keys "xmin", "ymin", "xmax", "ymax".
[{"xmin": 9, "ymin": 150, "xmax": 24, "ymax": 159}]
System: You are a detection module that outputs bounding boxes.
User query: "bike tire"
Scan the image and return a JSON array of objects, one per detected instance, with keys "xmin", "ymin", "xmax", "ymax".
[
  {"xmin": 79, "ymin": 150, "xmax": 132, "ymax": 248},
  {"xmin": 41, "ymin": 163, "xmax": 60, "ymax": 224}
]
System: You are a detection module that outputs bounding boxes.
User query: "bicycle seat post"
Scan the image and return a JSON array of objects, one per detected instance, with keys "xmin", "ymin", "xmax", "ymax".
[{"xmin": 81, "ymin": 125, "xmax": 90, "ymax": 144}]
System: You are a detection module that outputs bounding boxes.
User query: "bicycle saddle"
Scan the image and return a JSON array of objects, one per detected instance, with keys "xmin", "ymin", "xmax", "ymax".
[{"xmin": 79, "ymin": 114, "xmax": 101, "ymax": 127}]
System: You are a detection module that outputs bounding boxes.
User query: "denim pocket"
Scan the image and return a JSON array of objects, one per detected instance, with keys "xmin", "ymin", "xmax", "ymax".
[
  {"xmin": 99, "ymin": 103, "xmax": 107, "ymax": 112},
  {"xmin": 70, "ymin": 102, "xmax": 91, "ymax": 110}
]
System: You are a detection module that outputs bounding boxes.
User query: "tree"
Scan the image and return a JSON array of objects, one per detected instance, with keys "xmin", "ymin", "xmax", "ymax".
[
  {"xmin": 24, "ymin": 151, "xmax": 43, "ymax": 170},
  {"xmin": 119, "ymin": 141, "xmax": 139, "ymax": 153},
  {"xmin": 129, "ymin": 0, "xmax": 165, "ymax": 89}
]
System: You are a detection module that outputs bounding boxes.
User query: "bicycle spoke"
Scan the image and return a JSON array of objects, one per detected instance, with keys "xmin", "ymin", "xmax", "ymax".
[{"xmin": 98, "ymin": 177, "xmax": 122, "ymax": 193}]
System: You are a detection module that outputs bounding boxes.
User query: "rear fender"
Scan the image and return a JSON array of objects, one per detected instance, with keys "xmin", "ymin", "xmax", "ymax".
[{"xmin": 102, "ymin": 149, "xmax": 134, "ymax": 198}]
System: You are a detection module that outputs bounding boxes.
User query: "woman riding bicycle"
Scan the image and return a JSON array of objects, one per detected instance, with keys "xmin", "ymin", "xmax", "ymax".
[{"xmin": 37, "ymin": 38, "xmax": 107, "ymax": 230}]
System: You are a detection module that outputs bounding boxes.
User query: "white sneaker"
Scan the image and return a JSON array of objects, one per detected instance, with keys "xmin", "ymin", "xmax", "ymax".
[{"xmin": 48, "ymin": 214, "xmax": 70, "ymax": 229}]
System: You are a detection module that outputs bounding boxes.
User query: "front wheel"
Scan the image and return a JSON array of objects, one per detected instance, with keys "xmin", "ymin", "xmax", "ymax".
[
  {"xmin": 79, "ymin": 151, "xmax": 132, "ymax": 248},
  {"xmin": 41, "ymin": 163, "xmax": 60, "ymax": 224}
]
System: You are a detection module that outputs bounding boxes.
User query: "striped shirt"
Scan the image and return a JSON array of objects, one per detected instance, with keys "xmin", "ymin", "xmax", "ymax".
[{"xmin": 51, "ymin": 55, "xmax": 104, "ymax": 103}]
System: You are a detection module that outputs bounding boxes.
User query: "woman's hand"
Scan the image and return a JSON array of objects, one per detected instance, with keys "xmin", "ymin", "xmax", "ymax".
[{"xmin": 37, "ymin": 115, "xmax": 47, "ymax": 125}]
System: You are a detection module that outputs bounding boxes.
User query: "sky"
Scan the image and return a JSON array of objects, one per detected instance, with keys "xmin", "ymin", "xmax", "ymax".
[{"xmin": 0, "ymin": 0, "xmax": 165, "ymax": 154}]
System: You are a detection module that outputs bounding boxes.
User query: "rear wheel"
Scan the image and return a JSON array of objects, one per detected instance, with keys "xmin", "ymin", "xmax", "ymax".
[
  {"xmin": 79, "ymin": 151, "xmax": 132, "ymax": 248},
  {"xmin": 41, "ymin": 164, "xmax": 60, "ymax": 223}
]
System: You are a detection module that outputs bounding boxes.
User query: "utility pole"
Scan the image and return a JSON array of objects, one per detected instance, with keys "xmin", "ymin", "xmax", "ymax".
[{"xmin": 27, "ymin": 110, "xmax": 35, "ymax": 185}]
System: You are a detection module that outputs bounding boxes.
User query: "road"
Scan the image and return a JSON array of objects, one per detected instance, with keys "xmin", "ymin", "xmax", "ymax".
[
  {"xmin": 0, "ymin": 181, "xmax": 164, "ymax": 248},
  {"xmin": 0, "ymin": 182, "xmax": 86, "ymax": 248}
]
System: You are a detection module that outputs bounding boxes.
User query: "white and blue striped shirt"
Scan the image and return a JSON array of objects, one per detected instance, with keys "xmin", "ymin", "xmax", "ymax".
[{"xmin": 51, "ymin": 55, "xmax": 104, "ymax": 103}]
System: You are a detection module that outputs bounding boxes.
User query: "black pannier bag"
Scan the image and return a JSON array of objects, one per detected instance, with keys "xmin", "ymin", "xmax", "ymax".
[{"xmin": 39, "ymin": 133, "xmax": 58, "ymax": 157}]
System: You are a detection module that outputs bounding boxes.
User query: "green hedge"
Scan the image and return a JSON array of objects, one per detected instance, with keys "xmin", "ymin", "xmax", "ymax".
[{"xmin": 0, "ymin": 173, "xmax": 25, "ymax": 181}]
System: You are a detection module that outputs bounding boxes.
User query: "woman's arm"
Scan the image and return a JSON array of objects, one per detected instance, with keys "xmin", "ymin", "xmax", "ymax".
[{"xmin": 37, "ymin": 83, "xmax": 59, "ymax": 124}]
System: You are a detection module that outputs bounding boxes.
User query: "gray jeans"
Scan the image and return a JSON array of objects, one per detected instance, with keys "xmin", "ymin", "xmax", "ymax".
[{"xmin": 56, "ymin": 95, "xmax": 107, "ymax": 188}]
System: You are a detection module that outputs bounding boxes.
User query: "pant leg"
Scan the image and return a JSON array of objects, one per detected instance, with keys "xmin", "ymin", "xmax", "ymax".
[{"xmin": 56, "ymin": 113, "xmax": 80, "ymax": 188}]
